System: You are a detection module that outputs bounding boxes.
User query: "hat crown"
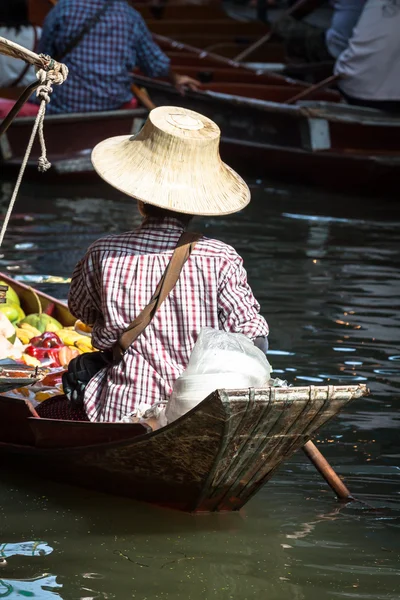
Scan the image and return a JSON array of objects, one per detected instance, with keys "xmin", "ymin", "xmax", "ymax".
[{"xmin": 150, "ymin": 106, "xmax": 220, "ymax": 139}]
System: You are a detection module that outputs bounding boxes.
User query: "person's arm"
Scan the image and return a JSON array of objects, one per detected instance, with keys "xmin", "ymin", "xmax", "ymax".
[
  {"xmin": 218, "ymin": 256, "xmax": 269, "ymax": 343},
  {"xmin": 254, "ymin": 335, "xmax": 269, "ymax": 354},
  {"xmin": 168, "ymin": 70, "xmax": 201, "ymax": 95},
  {"xmin": 134, "ymin": 13, "xmax": 200, "ymax": 93}
]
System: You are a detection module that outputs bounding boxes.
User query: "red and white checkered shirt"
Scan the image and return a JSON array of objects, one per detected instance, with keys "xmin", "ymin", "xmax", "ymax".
[{"xmin": 68, "ymin": 217, "xmax": 269, "ymax": 422}]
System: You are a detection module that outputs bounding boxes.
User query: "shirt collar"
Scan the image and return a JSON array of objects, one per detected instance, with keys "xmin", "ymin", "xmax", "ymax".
[{"xmin": 138, "ymin": 217, "xmax": 185, "ymax": 231}]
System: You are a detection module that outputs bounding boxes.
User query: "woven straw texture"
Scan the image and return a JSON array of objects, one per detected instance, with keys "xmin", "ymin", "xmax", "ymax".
[{"xmin": 91, "ymin": 106, "xmax": 250, "ymax": 216}]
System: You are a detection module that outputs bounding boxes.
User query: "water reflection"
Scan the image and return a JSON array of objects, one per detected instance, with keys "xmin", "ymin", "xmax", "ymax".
[
  {"xmin": 0, "ymin": 541, "xmax": 53, "ymax": 558},
  {"xmin": 0, "ymin": 575, "xmax": 61, "ymax": 599},
  {"xmin": 0, "ymin": 176, "xmax": 399, "ymax": 599}
]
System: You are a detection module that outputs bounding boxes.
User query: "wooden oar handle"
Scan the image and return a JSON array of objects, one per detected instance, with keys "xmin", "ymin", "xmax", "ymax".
[
  {"xmin": 303, "ymin": 440, "xmax": 353, "ymax": 501},
  {"xmin": 286, "ymin": 74, "xmax": 340, "ymax": 104}
]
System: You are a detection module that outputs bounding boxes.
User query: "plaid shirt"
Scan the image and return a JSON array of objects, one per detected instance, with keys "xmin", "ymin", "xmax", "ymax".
[
  {"xmin": 38, "ymin": 0, "xmax": 170, "ymax": 114},
  {"xmin": 69, "ymin": 218, "xmax": 269, "ymax": 422}
]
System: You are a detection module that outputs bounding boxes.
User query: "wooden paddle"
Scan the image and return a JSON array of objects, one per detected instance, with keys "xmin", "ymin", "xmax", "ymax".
[
  {"xmin": 234, "ymin": 0, "xmax": 325, "ymax": 63},
  {"xmin": 303, "ymin": 440, "xmax": 352, "ymax": 500},
  {"xmin": 286, "ymin": 73, "xmax": 340, "ymax": 104}
]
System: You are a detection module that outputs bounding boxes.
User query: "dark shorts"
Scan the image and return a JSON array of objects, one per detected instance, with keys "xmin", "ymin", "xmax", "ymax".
[
  {"xmin": 36, "ymin": 395, "xmax": 90, "ymax": 421},
  {"xmin": 340, "ymin": 92, "xmax": 400, "ymax": 114},
  {"xmin": 273, "ymin": 16, "xmax": 333, "ymax": 63}
]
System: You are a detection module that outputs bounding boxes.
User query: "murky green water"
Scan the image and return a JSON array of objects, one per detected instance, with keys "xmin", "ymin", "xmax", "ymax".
[{"xmin": 0, "ymin": 177, "xmax": 399, "ymax": 599}]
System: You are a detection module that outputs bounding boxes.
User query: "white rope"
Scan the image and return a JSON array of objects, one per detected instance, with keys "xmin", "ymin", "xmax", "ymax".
[{"xmin": 0, "ymin": 62, "xmax": 68, "ymax": 249}]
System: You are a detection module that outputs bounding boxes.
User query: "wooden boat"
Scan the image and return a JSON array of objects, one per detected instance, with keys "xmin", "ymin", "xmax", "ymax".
[
  {"xmin": 113, "ymin": 76, "xmax": 400, "ymax": 194},
  {"xmin": 0, "ymin": 105, "xmax": 148, "ymax": 178},
  {"xmin": 2, "ymin": 79, "xmax": 399, "ymax": 194},
  {"xmin": 0, "ymin": 273, "xmax": 367, "ymax": 512},
  {"xmin": 27, "ymin": 0, "xmax": 328, "ymax": 71},
  {"xmin": 154, "ymin": 35, "xmax": 333, "ymax": 81}
]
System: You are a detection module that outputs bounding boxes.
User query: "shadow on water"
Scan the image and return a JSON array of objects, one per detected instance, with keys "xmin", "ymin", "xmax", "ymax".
[{"xmin": 0, "ymin": 176, "xmax": 399, "ymax": 599}]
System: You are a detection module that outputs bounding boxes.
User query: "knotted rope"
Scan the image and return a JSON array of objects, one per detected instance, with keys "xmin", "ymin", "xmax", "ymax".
[{"xmin": 0, "ymin": 57, "xmax": 68, "ymax": 249}]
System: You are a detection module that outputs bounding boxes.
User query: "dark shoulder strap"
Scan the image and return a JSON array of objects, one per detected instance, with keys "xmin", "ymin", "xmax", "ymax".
[
  {"xmin": 55, "ymin": 0, "xmax": 118, "ymax": 62},
  {"xmin": 113, "ymin": 231, "xmax": 202, "ymax": 360}
]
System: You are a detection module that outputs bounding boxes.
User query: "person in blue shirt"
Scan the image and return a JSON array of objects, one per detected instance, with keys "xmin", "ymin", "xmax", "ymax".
[{"xmin": 37, "ymin": 0, "xmax": 199, "ymax": 114}]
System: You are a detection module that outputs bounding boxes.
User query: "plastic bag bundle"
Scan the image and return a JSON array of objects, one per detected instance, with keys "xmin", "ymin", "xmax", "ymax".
[{"xmin": 165, "ymin": 327, "xmax": 272, "ymax": 425}]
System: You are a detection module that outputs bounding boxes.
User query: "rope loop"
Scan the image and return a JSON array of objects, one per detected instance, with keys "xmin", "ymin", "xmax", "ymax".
[
  {"xmin": 0, "ymin": 60, "xmax": 68, "ymax": 249},
  {"xmin": 33, "ymin": 64, "xmax": 69, "ymax": 171}
]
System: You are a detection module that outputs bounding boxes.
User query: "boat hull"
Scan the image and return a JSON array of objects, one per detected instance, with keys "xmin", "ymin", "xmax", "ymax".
[
  {"xmin": 134, "ymin": 79, "xmax": 400, "ymax": 194},
  {"xmin": 0, "ymin": 273, "xmax": 368, "ymax": 512},
  {"xmin": 0, "ymin": 108, "xmax": 148, "ymax": 179},
  {"xmin": 1, "ymin": 385, "xmax": 367, "ymax": 512}
]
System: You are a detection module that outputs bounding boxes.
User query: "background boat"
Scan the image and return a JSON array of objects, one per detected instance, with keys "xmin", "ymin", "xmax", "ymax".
[
  {"xmin": 27, "ymin": 0, "xmax": 333, "ymax": 77},
  {"xmin": 2, "ymin": 79, "xmax": 399, "ymax": 195},
  {"xmin": 0, "ymin": 105, "xmax": 147, "ymax": 178},
  {"xmin": 2, "ymin": 2, "xmax": 398, "ymax": 192},
  {"xmin": 0, "ymin": 273, "xmax": 367, "ymax": 512}
]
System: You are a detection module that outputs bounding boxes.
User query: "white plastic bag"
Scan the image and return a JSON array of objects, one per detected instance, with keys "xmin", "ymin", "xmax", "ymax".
[{"xmin": 165, "ymin": 327, "xmax": 272, "ymax": 425}]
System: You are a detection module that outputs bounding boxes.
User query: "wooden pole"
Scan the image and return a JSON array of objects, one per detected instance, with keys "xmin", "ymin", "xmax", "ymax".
[
  {"xmin": 153, "ymin": 34, "xmax": 309, "ymax": 88},
  {"xmin": 286, "ymin": 73, "xmax": 340, "ymax": 104},
  {"xmin": 0, "ymin": 35, "xmax": 65, "ymax": 72},
  {"xmin": 153, "ymin": 33, "xmax": 257, "ymax": 71},
  {"xmin": 303, "ymin": 440, "xmax": 354, "ymax": 501},
  {"xmin": 234, "ymin": 0, "xmax": 324, "ymax": 63}
]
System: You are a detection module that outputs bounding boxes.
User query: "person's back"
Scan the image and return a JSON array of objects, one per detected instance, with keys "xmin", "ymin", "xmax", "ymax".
[
  {"xmin": 38, "ymin": 0, "xmax": 170, "ymax": 114},
  {"xmin": 69, "ymin": 217, "xmax": 268, "ymax": 422},
  {"xmin": 335, "ymin": 0, "xmax": 400, "ymax": 110},
  {"xmin": 0, "ymin": 0, "xmax": 41, "ymax": 87}
]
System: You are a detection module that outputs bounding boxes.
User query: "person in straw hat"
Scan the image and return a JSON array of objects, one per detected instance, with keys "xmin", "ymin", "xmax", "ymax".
[{"xmin": 37, "ymin": 106, "xmax": 269, "ymax": 422}]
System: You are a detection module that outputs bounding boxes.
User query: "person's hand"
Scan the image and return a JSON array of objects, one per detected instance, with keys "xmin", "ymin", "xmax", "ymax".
[{"xmin": 170, "ymin": 72, "xmax": 201, "ymax": 95}]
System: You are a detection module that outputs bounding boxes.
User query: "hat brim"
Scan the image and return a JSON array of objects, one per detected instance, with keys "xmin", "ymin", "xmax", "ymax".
[{"xmin": 91, "ymin": 135, "xmax": 250, "ymax": 216}]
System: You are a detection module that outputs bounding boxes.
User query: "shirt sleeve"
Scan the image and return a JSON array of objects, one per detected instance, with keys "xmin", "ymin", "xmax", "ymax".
[
  {"xmin": 217, "ymin": 256, "xmax": 269, "ymax": 340},
  {"xmin": 133, "ymin": 13, "xmax": 171, "ymax": 78},
  {"xmin": 68, "ymin": 249, "xmax": 102, "ymax": 327}
]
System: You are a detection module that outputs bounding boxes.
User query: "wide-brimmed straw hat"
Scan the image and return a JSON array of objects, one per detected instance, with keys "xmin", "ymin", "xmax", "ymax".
[{"xmin": 91, "ymin": 106, "xmax": 250, "ymax": 216}]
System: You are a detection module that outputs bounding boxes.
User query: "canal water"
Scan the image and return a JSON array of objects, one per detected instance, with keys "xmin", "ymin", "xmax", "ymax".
[{"xmin": 0, "ymin": 177, "xmax": 399, "ymax": 599}]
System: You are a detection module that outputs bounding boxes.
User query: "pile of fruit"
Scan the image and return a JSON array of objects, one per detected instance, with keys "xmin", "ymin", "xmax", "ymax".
[{"xmin": 0, "ymin": 281, "xmax": 96, "ymax": 402}]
